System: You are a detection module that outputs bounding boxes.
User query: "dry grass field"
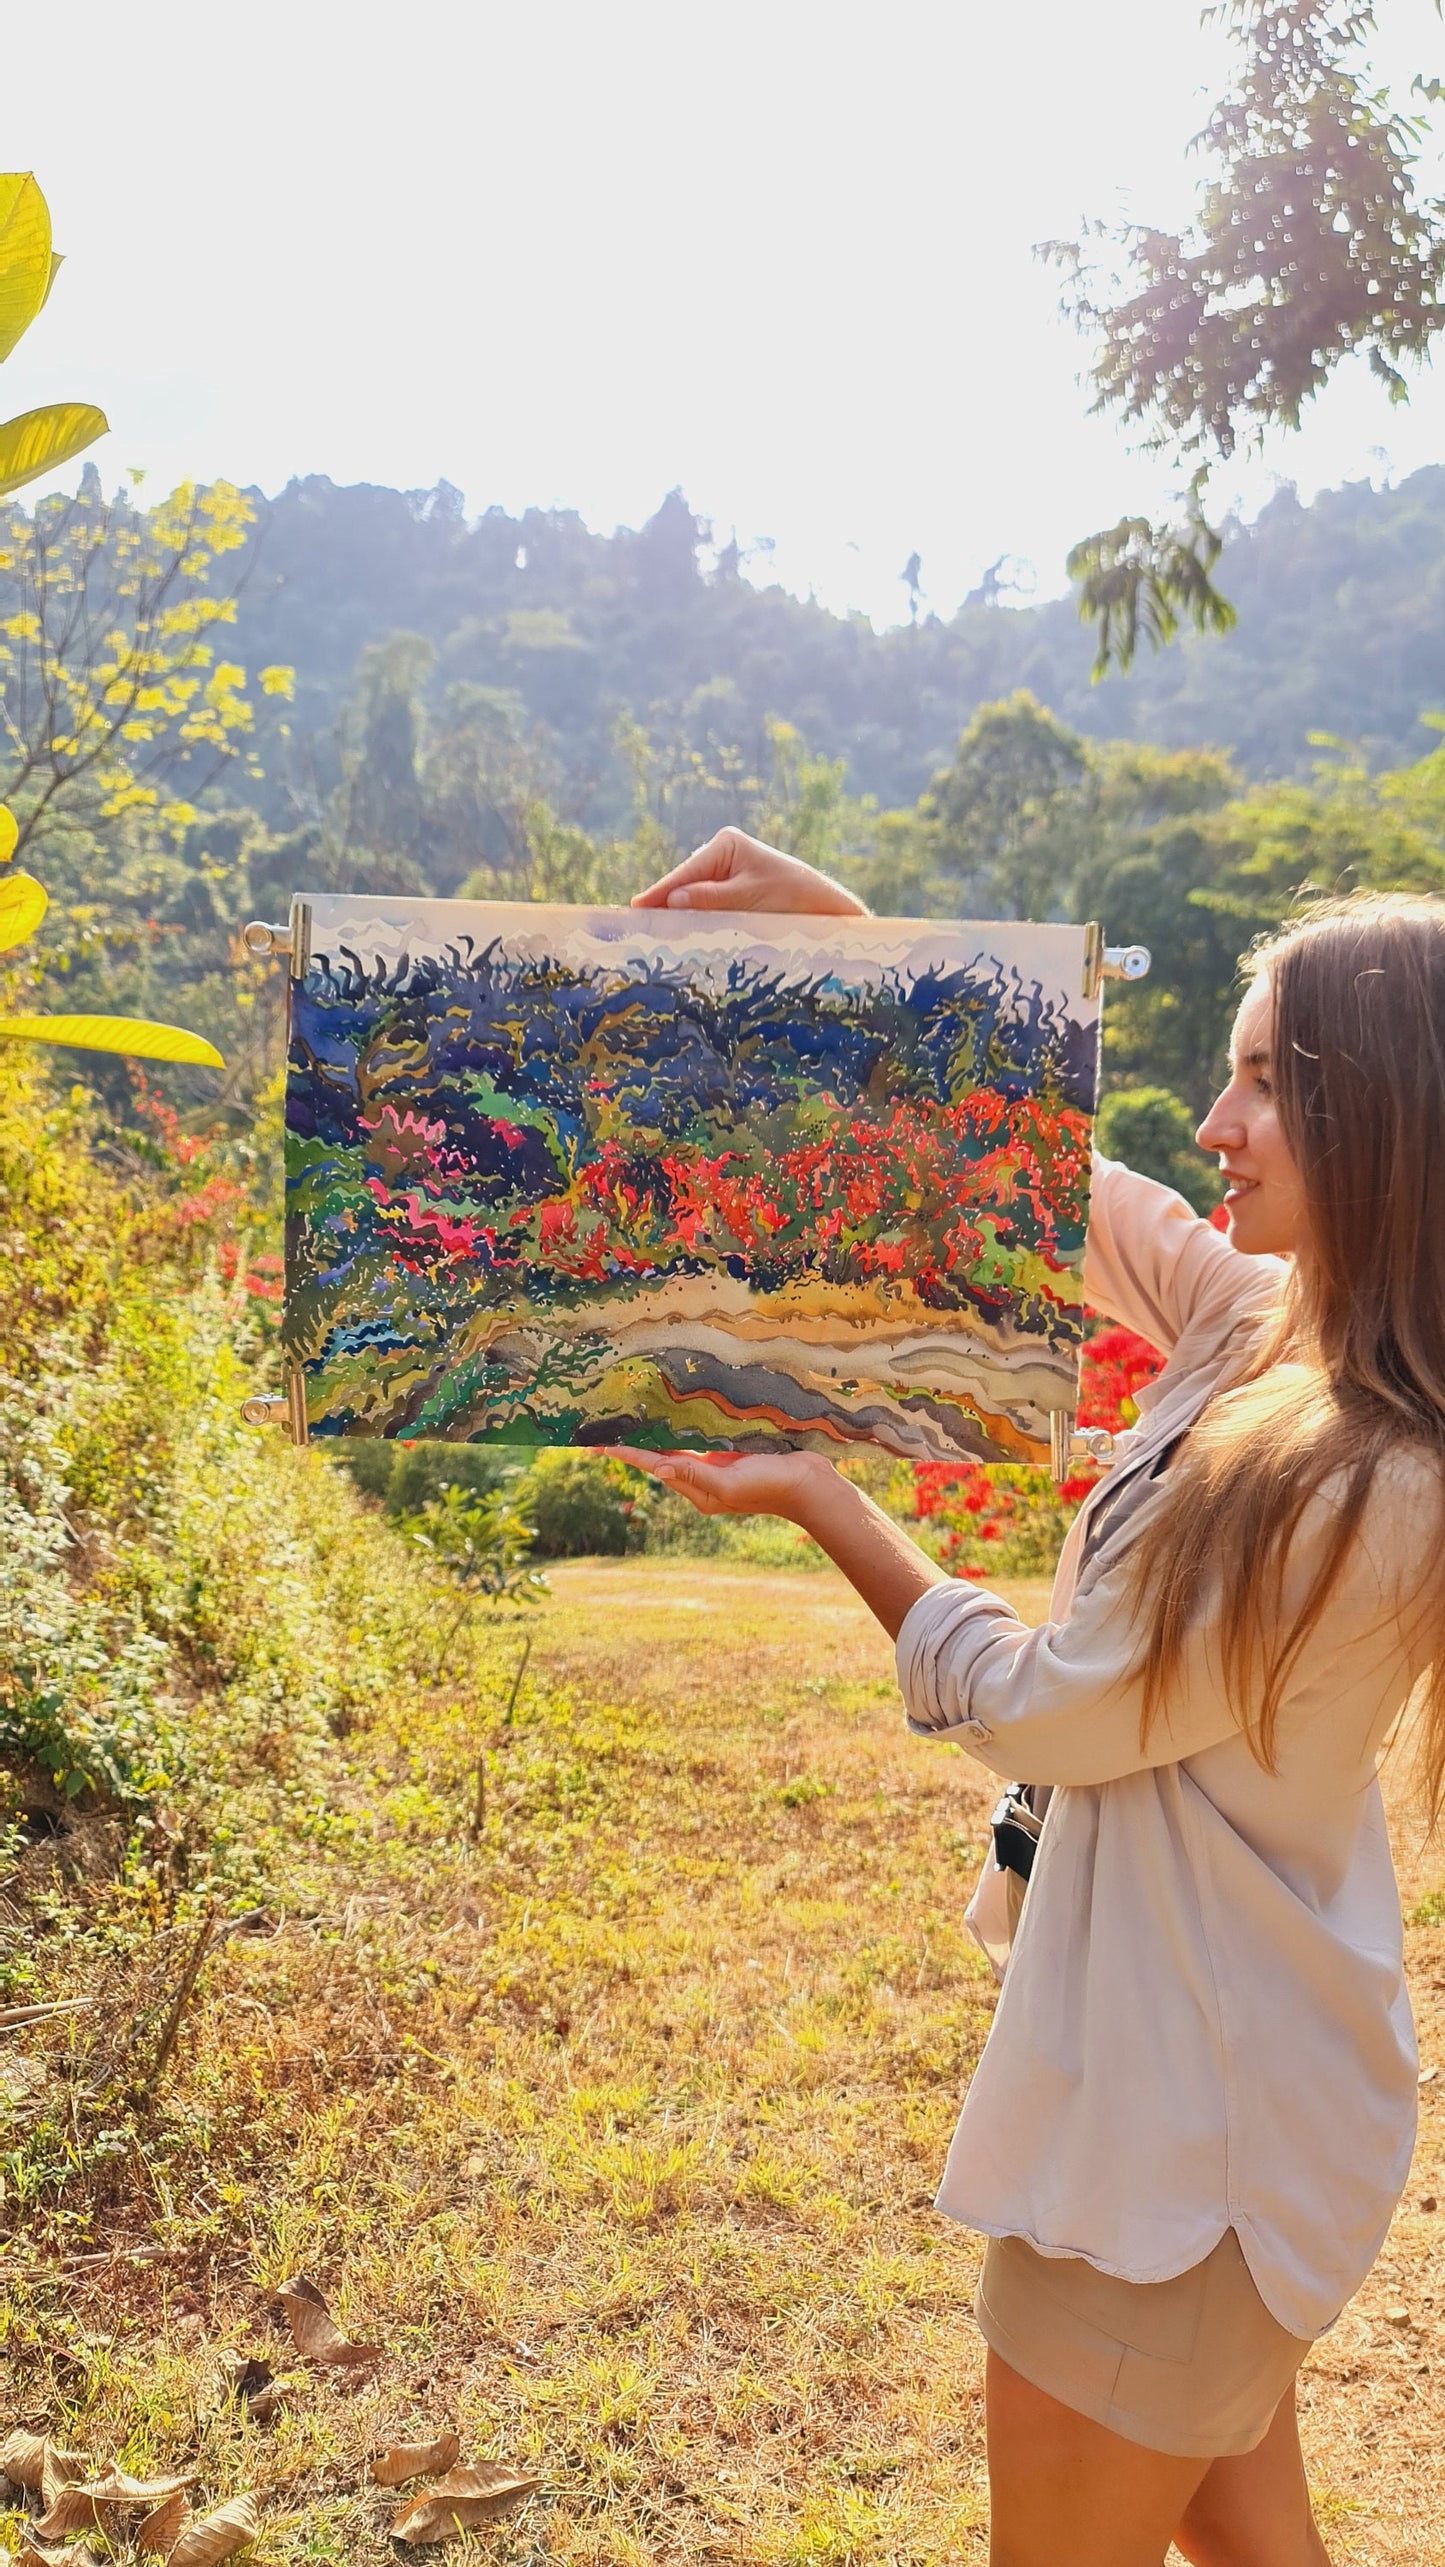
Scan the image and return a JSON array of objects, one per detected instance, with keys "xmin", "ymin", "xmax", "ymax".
[{"xmin": 4, "ymin": 1557, "xmax": 1444, "ymax": 2564}]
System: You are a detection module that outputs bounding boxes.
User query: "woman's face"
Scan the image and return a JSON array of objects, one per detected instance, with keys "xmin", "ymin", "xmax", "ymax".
[{"xmin": 1195, "ymin": 977, "xmax": 1309, "ymax": 1258}]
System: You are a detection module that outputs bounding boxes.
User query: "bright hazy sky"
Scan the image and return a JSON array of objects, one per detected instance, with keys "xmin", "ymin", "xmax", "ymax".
[{"xmin": 6, "ymin": 0, "xmax": 1444, "ymax": 627}]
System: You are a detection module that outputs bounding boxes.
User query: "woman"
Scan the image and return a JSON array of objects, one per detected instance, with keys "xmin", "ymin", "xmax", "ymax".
[{"xmin": 618, "ymin": 831, "xmax": 1445, "ymax": 2567}]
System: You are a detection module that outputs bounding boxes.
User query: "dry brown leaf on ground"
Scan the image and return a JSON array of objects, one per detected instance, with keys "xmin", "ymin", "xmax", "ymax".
[
  {"xmin": 80, "ymin": 2467, "xmax": 195, "ymax": 2508},
  {"xmin": 0, "ymin": 2430, "xmax": 50, "ymax": 2489},
  {"xmin": 276, "ymin": 2276, "xmax": 380, "ymax": 2367},
  {"xmin": 38, "ymin": 2448, "xmax": 85, "ymax": 2513},
  {"xmin": 31, "ymin": 2490, "xmax": 110, "ymax": 2541},
  {"xmin": 370, "ymin": 2430, "xmax": 461, "ymax": 2486},
  {"xmin": 216, "ymin": 2356, "xmax": 285, "ymax": 2424},
  {"xmin": 0, "ymin": 2436, "xmax": 85, "ymax": 2500},
  {"xmin": 392, "ymin": 2464, "xmax": 541, "ymax": 2543},
  {"xmin": 163, "ymin": 2494, "xmax": 259, "ymax": 2566},
  {"xmin": 134, "ymin": 2489, "xmax": 192, "ymax": 2554},
  {"xmin": 33, "ymin": 2463, "xmax": 190, "ymax": 2540},
  {"xmin": 14, "ymin": 2542, "xmax": 105, "ymax": 2567}
]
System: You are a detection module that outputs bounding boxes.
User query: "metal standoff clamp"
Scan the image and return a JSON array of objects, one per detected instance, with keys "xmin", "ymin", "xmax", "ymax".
[
  {"xmin": 242, "ymin": 898, "xmax": 312, "ymax": 980},
  {"xmin": 1082, "ymin": 925, "xmax": 1152, "ymax": 997},
  {"xmin": 1050, "ymin": 1415, "xmax": 1118, "ymax": 1479},
  {"xmin": 241, "ymin": 920, "xmax": 292, "ymax": 959},
  {"xmin": 240, "ymin": 1369, "xmax": 309, "ymax": 1444},
  {"xmin": 1070, "ymin": 1427, "xmax": 1117, "ymax": 1465}
]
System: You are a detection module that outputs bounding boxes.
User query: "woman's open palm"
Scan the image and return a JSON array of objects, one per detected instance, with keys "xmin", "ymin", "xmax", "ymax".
[{"xmin": 611, "ymin": 1445, "xmax": 831, "ymax": 1521}]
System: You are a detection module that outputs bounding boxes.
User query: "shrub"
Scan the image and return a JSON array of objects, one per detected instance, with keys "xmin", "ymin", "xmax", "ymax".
[
  {"xmin": 328, "ymin": 1440, "xmax": 516, "ymax": 1513},
  {"xmin": 513, "ymin": 1450, "xmax": 649, "ymax": 1557}
]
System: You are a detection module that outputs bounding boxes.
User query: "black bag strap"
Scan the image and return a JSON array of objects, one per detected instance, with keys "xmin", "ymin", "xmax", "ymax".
[{"xmin": 991, "ymin": 1430, "xmax": 1189, "ymax": 1885}]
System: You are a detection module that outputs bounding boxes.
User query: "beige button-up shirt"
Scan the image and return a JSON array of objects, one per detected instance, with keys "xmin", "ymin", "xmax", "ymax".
[{"xmin": 896, "ymin": 1158, "xmax": 1435, "ymax": 2337}]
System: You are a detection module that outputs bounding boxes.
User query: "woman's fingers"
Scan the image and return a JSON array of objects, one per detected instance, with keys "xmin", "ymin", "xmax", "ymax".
[
  {"xmin": 611, "ymin": 1446, "xmax": 734, "ymax": 1517},
  {"xmin": 630, "ymin": 833, "xmax": 738, "ymax": 909},
  {"xmin": 631, "ymin": 829, "xmax": 868, "ymax": 918}
]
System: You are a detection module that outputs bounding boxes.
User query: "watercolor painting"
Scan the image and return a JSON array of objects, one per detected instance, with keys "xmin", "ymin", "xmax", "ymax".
[{"xmin": 283, "ymin": 897, "xmax": 1100, "ymax": 1462}]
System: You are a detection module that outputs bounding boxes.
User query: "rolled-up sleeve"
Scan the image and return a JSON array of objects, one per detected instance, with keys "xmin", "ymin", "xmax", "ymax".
[
  {"xmin": 896, "ymin": 1567, "xmax": 1241, "ymax": 1786},
  {"xmin": 897, "ymin": 1455, "xmax": 1438, "ymax": 1788}
]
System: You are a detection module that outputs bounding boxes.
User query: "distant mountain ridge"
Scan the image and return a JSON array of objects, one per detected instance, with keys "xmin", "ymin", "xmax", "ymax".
[{"xmin": 235, "ymin": 467, "xmax": 1445, "ymax": 820}]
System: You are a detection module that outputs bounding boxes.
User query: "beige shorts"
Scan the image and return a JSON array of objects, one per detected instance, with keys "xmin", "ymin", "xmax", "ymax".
[{"xmin": 975, "ymin": 2227, "xmax": 1313, "ymax": 2459}]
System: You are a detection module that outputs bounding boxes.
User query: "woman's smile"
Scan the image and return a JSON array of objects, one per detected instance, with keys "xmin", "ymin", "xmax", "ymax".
[{"xmin": 1196, "ymin": 981, "xmax": 1309, "ymax": 1257}]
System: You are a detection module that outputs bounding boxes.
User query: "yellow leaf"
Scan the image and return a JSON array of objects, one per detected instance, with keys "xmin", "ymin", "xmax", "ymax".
[
  {"xmin": 259, "ymin": 664, "xmax": 295, "ymax": 699},
  {"xmin": 0, "ymin": 401, "xmax": 109, "ymax": 500},
  {"xmin": 0, "ymin": 173, "xmax": 53, "ymax": 363},
  {"xmin": 0, "ymin": 1012, "xmax": 224, "ymax": 1066},
  {"xmin": 0, "ymin": 868, "xmax": 46, "ymax": 949},
  {"xmin": 0, "ymin": 802, "xmax": 17, "ymax": 861}
]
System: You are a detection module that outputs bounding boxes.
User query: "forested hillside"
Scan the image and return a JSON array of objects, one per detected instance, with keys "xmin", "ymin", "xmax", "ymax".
[
  {"xmin": 6, "ymin": 461, "xmax": 1445, "ymax": 1197},
  {"xmin": 229, "ymin": 466, "xmax": 1445, "ymax": 833}
]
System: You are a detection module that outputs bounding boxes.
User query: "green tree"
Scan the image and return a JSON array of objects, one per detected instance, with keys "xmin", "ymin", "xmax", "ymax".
[
  {"xmin": 919, "ymin": 692, "xmax": 1095, "ymax": 918},
  {"xmin": 1050, "ymin": 3, "xmax": 1445, "ymax": 670},
  {"xmin": 1073, "ymin": 743, "xmax": 1242, "ymax": 1110},
  {"xmin": 401, "ymin": 1483, "xmax": 548, "ymax": 1679},
  {"xmin": 336, "ymin": 630, "xmax": 434, "ymax": 879},
  {"xmin": 1095, "ymin": 1086, "xmax": 1220, "ymax": 1216}
]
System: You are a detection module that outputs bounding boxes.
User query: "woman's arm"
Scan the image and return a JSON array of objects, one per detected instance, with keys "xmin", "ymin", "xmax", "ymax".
[
  {"xmin": 612, "ymin": 1448, "xmax": 947, "ymax": 1637},
  {"xmin": 1085, "ymin": 1157, "xmax": 1285, "ymax": 1357},
  {"xmin": 612, "ymin": 1446, "xmax": 1243, "ymax": 1783}
]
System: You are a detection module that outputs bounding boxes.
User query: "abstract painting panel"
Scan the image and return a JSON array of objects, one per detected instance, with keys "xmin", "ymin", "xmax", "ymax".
[{"xmin": 283, "ymin": 897, "xmax": 1099, "ymax": 1462}]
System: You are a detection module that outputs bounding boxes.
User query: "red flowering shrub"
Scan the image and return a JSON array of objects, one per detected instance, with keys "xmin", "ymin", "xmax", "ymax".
[
  {"xmin": 126, "ymin": 1072, "xmax": 279, "ymax": 1331},
  {"xmin": 910, "ymin": 1315, "xmax": 1164, "ymax": 1580}
]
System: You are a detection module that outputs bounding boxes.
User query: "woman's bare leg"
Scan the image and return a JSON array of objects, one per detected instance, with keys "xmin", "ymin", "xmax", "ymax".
[
  {"xmin": 985, "ymin": 2349, "xmax": 1209, "ymax": 2567},
  {"xmin": 1173, "ymin": 2385, "xmax": 1330, "ymax": 2567}
]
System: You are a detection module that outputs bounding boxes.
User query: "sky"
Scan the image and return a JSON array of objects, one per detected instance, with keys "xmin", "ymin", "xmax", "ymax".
[{"xmin": 4, "ymin": 0, "xmax": 1444, "ymax": 629}]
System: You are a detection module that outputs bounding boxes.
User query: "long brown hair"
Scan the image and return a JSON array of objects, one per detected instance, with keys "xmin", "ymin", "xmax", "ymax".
[{"xmin": 1130, "ymin": 893, "xmax": 1445, "ymax": 1808}]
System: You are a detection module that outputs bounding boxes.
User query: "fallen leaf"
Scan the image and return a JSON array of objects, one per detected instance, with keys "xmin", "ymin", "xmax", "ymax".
[
  {"xmin": 165, "ymin": 2494, "xmax": 259, "ymax": 2566},
  {"xmin": 218, "ymin": 2354, "xmax": 279, "ymax": 2414},
  {"xmin": 370, "ymin": 2430, "xmax": 461, "ymax": 2486},
  {"xmin": 0, "ymin": 2430, "xmax": 53, "ymax": 2489},
  {"xmin": 34, "ymin": 2463, "xmax": 192, "ymax": 2539},
  {"xmin": 135, "ymin": 2490, "xmax": 192, "ymax": 2554},
  {"xmin": 31, "ymin": 2492, "xmax": 105, "ymax": 2543},
  {"xmin": 246, "ymin": 2383, "xmax": 285, "ymax": 2426},
  {"xmin": 15, "ymin": 2543, "xmax": 104, "ymax": 2567},
  {"xmin": 276, "ymin": 2276, "xmax": 380, "ymax": 2367},
  {"xmin": 393, "ymin": 2463, "xmax": 540, "ymax": 2544},
  {"xmin": 218, "ymin": 2361, "xmax": 274, "ymax": 2402},
  {"xmin": 39, "ymin": 2446, "xmax": 84, "ymax": 2509},
  {"xmin": 80, "ymin": 2468, "xmax": 195, "ymax": 2507}
]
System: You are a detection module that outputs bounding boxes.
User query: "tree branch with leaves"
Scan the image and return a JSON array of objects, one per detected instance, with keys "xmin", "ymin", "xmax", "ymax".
[{"xmin": 1046, "ymin": 2, "xmax": 1445, "ymax": 672}]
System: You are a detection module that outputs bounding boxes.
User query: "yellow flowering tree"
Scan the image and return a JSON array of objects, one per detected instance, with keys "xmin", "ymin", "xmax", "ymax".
[{"xmin": 0, "ymin": 172, "xmax": 291, "ymax": 1069}]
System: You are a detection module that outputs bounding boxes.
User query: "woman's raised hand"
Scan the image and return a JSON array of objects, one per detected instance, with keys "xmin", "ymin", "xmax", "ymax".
[
  {"xmin": 631, "ymin": 827, "xmax": 869, "ymax": 917},
  {"xmin": 612, "ymin": 1445, "xmax": 835, "ymax": 1521}
]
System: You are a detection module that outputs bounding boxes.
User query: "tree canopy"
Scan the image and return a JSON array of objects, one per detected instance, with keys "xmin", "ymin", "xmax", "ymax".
[{"xmin": 1051, "ymin": 2, "xmax": 1445, "ymax": 670}]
